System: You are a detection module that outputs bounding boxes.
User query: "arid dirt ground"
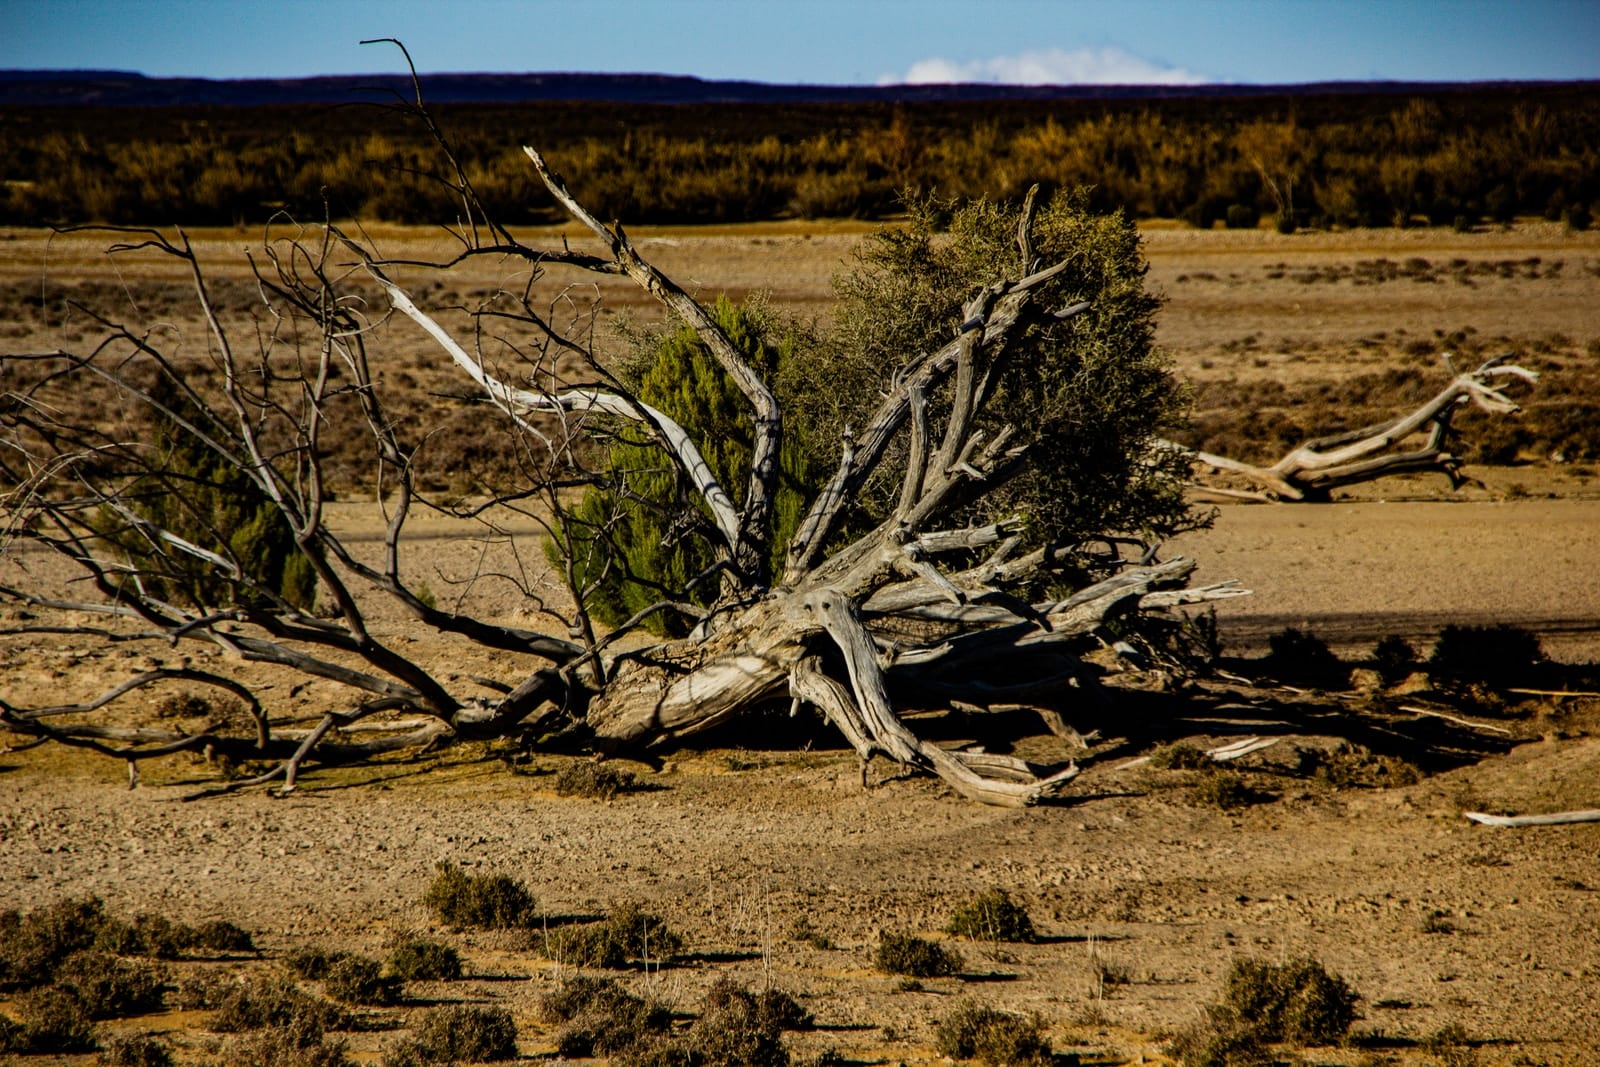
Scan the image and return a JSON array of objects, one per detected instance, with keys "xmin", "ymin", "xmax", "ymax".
[{"xmin": 3, "ymin": 221, "xmax": 1600, "ymax": 1065}]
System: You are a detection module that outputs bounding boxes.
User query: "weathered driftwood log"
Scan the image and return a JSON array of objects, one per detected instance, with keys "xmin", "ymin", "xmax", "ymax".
[{"xmin": 1173, "ymin": 355, "xmax": 1538, "ymax": 502}]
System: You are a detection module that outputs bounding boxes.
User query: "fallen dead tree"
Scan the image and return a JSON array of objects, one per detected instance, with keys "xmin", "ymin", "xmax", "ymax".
[
  {"xmin": 0, "ymin": 53, "xmax": 1525, "ymax": 805},
  {"xmin": 1172, "ymin": 354, "xmax": 1538, "ymax": 502}
]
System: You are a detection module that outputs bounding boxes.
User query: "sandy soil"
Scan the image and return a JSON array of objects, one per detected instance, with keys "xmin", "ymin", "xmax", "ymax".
[{"xmin": 3, "ymin": 221, "xmax": 1600, "ymax": 1064}]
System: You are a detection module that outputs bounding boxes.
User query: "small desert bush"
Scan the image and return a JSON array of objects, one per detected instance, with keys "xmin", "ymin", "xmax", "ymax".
[
  {"xmin": 1189, "ymin": 771, "xmax": 1272, "ymax": 810},
  {"xmin": 544, "ymin": 903, "xmax": 683, "ymax": 968},
  {"xmin": 190, "ymin": 919, "xmax": 256, "ymax": 953},
  {"xmin": 1149, "ymin": 742, "xmax": 1213, "ymax": 770},
  {"xmin": 422, "ymin": 862, "xmax": 538, "ymax": 929},
  {"xmin": 1297, "ymin": 743, "xmax": 1422, "ymax": 790},
  {"xmin": 387, "ymin": 1004, "xmax": 518, "ymax": 1065},
  {"xmin": 218, "ymin": 1028, "xmax": 352, "ymax": 1067},
  {"xmin": 1, "ymin": 985, "xmax": 100, "ymax": 1053},
  {"xmin": 1428, "ymin": 623, "xmax": 1543, "ymax": 689},
  {"xmin": 935, "ymin": 1000, "xmax": 1051, "ymax": 1067},
  {"xmin": 704, "ymin": 978, "xmax": 811, "ymax": 1032},
  {"xmin": 539, "ymin": 975, "xmax": 672, "ymax": 1058},
  {"xmin": 638, "ymin": 979, "xmax": 796, "ymax": 1067},
  {"xmin": 945, "ymin": 889, "xmax": 1036, "ymax": 943},
  {"xmin": 786, "ymin": 915, "xmax": 832, "ymax": 949},
  {"xmin": 53, "ymin": 951, "xmax": 167, "ymax": 1017},
  {"xmin": 0, "ymin": 895, "xmax": 108, "ymax": 990},
  {"xmin": 874, "ymin": 933, "xmax": 962, "ymax": 978},
  {"xmin": 208, "ymin": 975, "xmax": 350, "ymax": 1039},
  {"xmin": 285, "ymin": 946, "xmax": 350, "ymax": 981},
  {"xmin": 386, "ymin": 939, "xmax": 462, "ymax": 982},
  {"xmin": 101, "ymin": 1032, "xmax": 175, "ymax": 1067},
  {"xmin": 1266, "ymin": 627, "xmax": 1349, "ymax": 689},
  {"xmin": 1372, "ymin": 634, "xmax": 1418, "ymax": 685},
  {"xmin": 1171, "ymin": 956, "xmax": 1357, "ymax": 1063},
  {"xmin": 323, "ymin": 954, "xmax": 402, "ymax": 1006},
  {"xmin": 93, "ymin": 914, "xmax": 190, "ymax": 959},
  {"xmin": 555, "ymin": 761, "xmax": 639, "ymax": 799}
]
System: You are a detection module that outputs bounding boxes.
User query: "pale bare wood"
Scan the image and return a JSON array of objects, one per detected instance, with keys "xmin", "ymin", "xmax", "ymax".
[{"xmin": 1464, "ymin": 809, "xmax": 1600, "ymax": 827}]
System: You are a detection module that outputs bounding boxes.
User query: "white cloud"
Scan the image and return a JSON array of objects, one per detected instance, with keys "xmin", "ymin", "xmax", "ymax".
[{"xmin": 882, "ymin": 47, "xmax": 1207, "ymax": 86}]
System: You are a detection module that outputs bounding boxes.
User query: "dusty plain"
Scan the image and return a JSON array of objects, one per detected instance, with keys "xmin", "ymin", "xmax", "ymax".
[{"xmin": 2, "ymin": 220, "xmax": 1600, "ymax": 1064}]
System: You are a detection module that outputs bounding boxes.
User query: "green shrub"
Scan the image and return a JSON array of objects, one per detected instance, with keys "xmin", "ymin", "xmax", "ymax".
[
  {"xmin": 1372, "ymin": 634, "xmax": 1418, "ymax": 685},
  {"xmin": 874, "ymin": 933, "xmax": 961, "ymax": 978},
  {"xmin": 386, "ymin": 939, "xmax": 461, "ymax": 982},
  {"xmin": 101, "ymin": 1032, "xmax": 174, "ymax": 1067},
  {"xmin": 555, "ymin": 762, "xmax": 639, "ymax": 800},
  {"xmin": 92, "ymin": 914, "xmax": 191, "ymax": 959},
  {"xmin": 53, "ymin": 951, "xmax": 167, "ymax": 1017},
  {"xmin": 1266, "ymin": 627, "xmax": 1349, "ymax": 689},
  {"xmin": 1428, "ymin": 623, "xmax": 1543, "ymax": 688},
  {"xmin": 935, "ymin": 1000, "xmax": 1051, "ymax": 1067},
  {"xmin": 98, "ymin": 372, "xmax": 316, "ymax": 611},
  {"xmin": 322, "ymin": 954, "xmax": 401, "ymax": 1006},
  {"xmin": 544, "ymin": 904, "xmax": 684, "ymax": 968},
  {"xmin": 1, "ymin": 986, "xmax": 99, "ymax": 1053},
  {"xmin": 422, "ymin": 862, "xmax": 538, "ymax": 929},
  {"xmin": 945, "ymin": 889, "xmax": 1036, "ymax": 943},
  {"xmin": 557, "ymin": 296, "xmax": 824, "ymax": 636}
]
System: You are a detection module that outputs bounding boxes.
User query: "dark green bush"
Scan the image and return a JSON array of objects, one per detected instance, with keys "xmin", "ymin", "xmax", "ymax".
[
  {"xmin": 1428, "ymin": 623, "xmax": 1543, "ymax": 688},
  {"xmin": 386, "ymin": 939, "xmax": 462, "ymax": 982},
  {"xmin": 98, "ymin": 372, "xmax": 316, "ymax": 611},
  {"xmin": 874, "ymin": 933, "xmax": 962, "ymax": 978},
  {"xmin": 53, "ymin": 951, "xmax": 167, "ymax": 1017},
  {"xmin": 544, "ymin": 904, "xmax": 684, "ymax": 968},
  {"xmin": 322, "ymin": 954, "xmax": 401, "ymax": 1006},
  {"xmin": 935, "ymin": 1000, "xmax": 1051, "ymax": 1067},
  {"xmin": 945, "ymin": 889, "xmax": 1036, "ymax": 943},
  {"xmin": 422, "ymin": 862, "xmax": 538, "ymax": 929},
  {"xmin": 557, "ymin": 297, "xmax": 823, "ymax": 636}
]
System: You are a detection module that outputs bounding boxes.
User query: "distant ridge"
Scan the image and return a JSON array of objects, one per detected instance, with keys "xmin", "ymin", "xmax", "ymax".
[{"xmin": 1, "ymin": 69, "xmax": 1588, "ymax": 107}]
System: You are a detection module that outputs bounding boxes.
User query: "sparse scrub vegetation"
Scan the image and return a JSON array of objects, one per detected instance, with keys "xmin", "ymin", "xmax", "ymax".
[
  {"xmin": 555, "ymin": 761, "xmax": 641, "ymax": 800},
  {"xmin": 539, "ymin": 975, "xmax": 673, "ymax": 1059},
  {"xmin": 1266, "ymin": 627, "xmax": 1349, "ymax": 690},
  {"xmin": 1428, "ymin": 623, "xmax": 1544, "ymax": 689},
  {"xmin": 101, "ymin": 1032, "xmax": 175, "ymax": 1067},
  {"xmin": 386, "ymin": 939, "xmax": 462, "ymax": 982},
  {"xmin": 52, "ymin": 951, "xmax": 167, "ymax": 1017},
  {"xmin": 322, "ymin": 954, "xmax": 402, "ymax": 1006},
  {"xmin": 1298, "ymin": 743, "xmax": 1422, "ymax": 789},
  {"xmin": 1, "ymin": 985, "xmax": 100, "ymax": 1053},
  {"xmin": 945, "ymin": 889, "xmax": 1037, "ymax": 943},
  {"xmin": 1189, "ymin": 771, "xmax": 1274, "ymax": 810},
  {"xmin": 384, "ymin": 1005, "xmax": 518, "ymax": 1065},
  {"xmin": 874, "ymin": 933, "xmax": 962, "ymax": 978},
  {"xmin": 422, "ymin": 862, "xmax": 538, "ymax": 929},
  {"xmin": 936, "ymin": 1000, "xmax": 1051, "ymax": 1067},
  {"xmin": 208, "ymin": 974, "xmax": 351, "ymax": 1038},
  {"xmin": 1169, "ymin": 956, "xmax": 1358, "ymax": 1064},
  {"xmin": 1372, "ymin": 634, "xmax": 1419, "ymax": 685},
  {"xmin": 543, "ymin": 903, "xmax": 683, "ymax": 968}
]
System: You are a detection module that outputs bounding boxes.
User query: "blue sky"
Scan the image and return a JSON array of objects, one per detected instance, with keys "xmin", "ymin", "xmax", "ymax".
[{"xmin": 4, "ymin": 0, "xmax": 1598, "ymax": 85}]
